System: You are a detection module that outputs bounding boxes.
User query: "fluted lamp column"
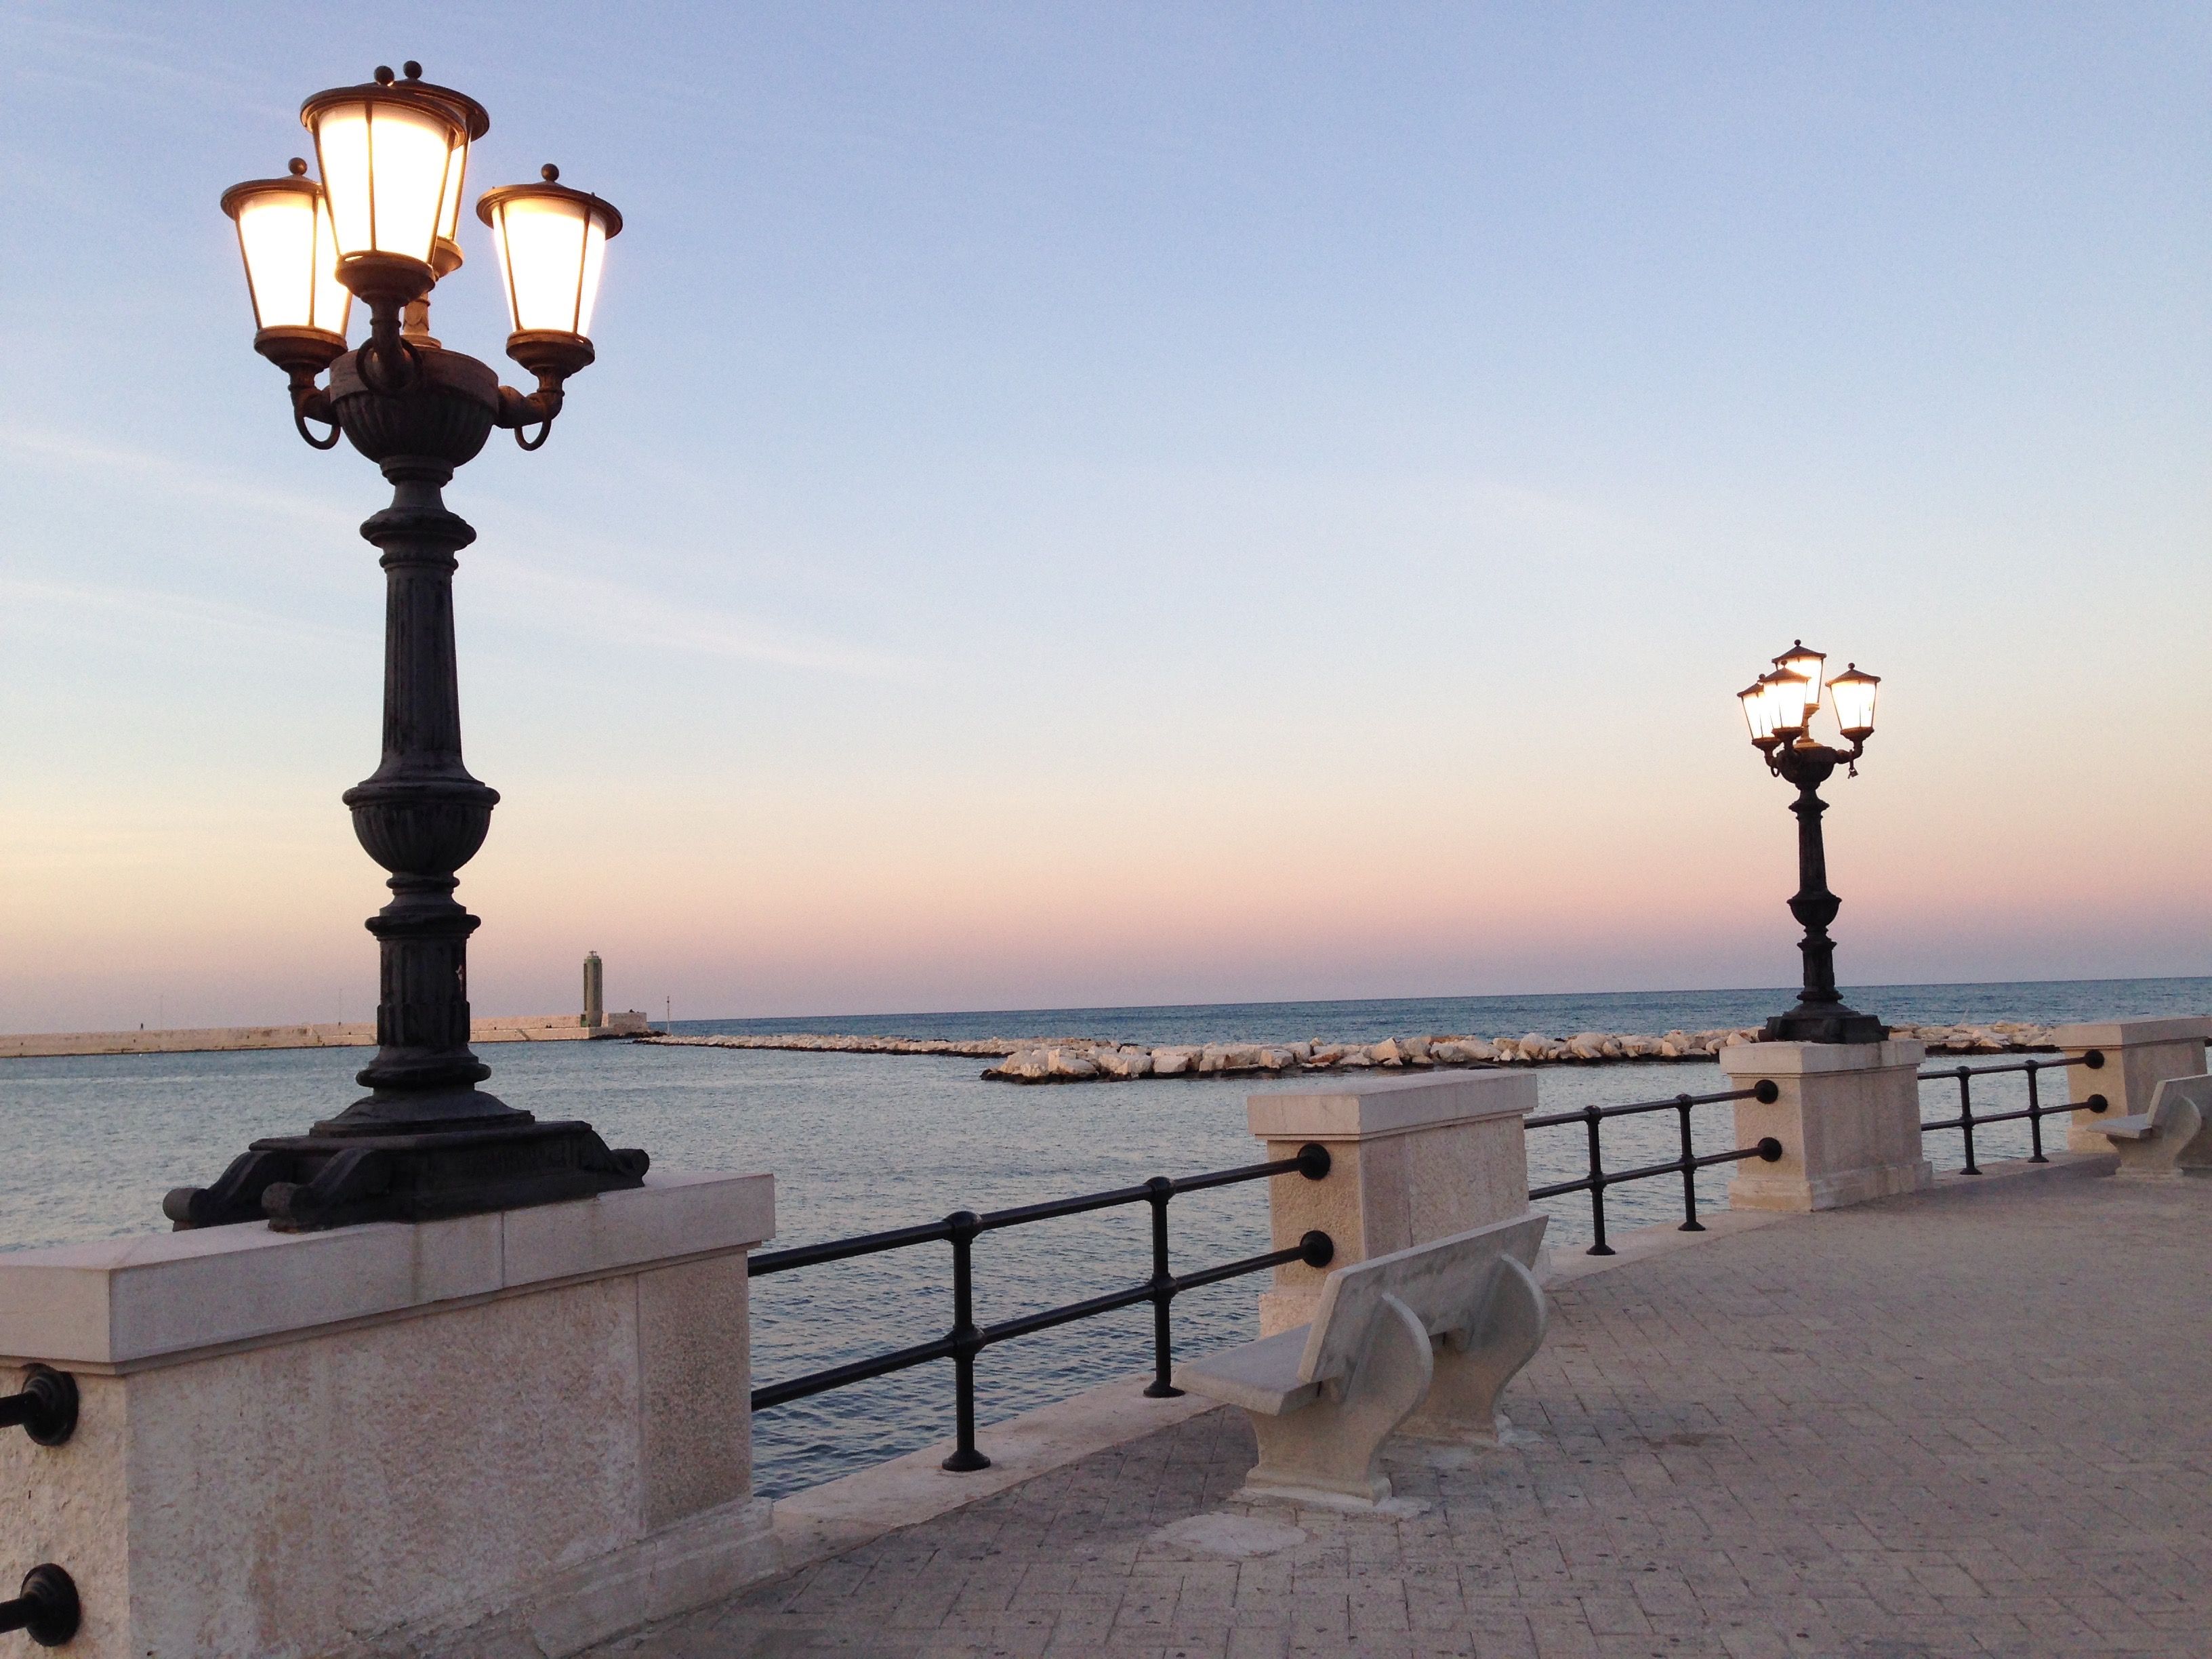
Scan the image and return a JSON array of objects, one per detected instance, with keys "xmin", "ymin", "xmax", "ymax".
[
  {"xmin": 1738, "ymin": 641, "xmax": 1887, "ymax": 1045},
  {"xmin": 169, "ymin": 62, "xmax": 644, "ymax": 1232}
]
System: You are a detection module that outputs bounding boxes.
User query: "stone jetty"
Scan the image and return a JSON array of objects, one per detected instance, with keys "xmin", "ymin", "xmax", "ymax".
[
  {"xmin": 2, "ymin": 1010, "xmax": 653, "ymax": 1060},
  {"xmin": 639, "ymin": 1020, "xmax": 2064, "ymax": 1082}
]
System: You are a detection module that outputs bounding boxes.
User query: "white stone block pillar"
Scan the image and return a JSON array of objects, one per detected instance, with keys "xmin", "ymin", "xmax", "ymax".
[
  {"xmin": 1248, "ymin": 1071, "xmax": 1535, "ymax": 1336},
  {"xmin": 2052, "ymin": 1017, "xmax": 2211, "ymax": 1154},
  {"xmin": 0, "ymin": 1172, "xmax": 775, "ymax": 1659},
  {"xmin": 1721, "ymin": 1039, "xmax": 1932, "ymax": 1211}
]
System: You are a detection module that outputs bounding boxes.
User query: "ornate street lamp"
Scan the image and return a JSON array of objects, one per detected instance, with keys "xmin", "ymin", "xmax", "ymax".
[
  {"xmin": 1738, "ymin": 641, "xmax": 1887, "ymax": 1044},
  {"xmin": 169, "ymin": 63, "xmax": 644, "ymax": 1231}
]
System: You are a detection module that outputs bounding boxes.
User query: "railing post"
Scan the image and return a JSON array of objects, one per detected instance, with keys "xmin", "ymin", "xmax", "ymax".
[
  {"xmin": 1582, "ymin": 1104, "xmax": 1614, "ymax": 1255},
  {"xmin": 2025, "ymin": 1063, "xmax": 2047, "ymax": 1163},
  {"xmin": 1955, "ymin": 1067, "xmax": 1980, "ymax": 1174},
  {"xmin": 1674, "ymin": 1094, "xmax": 1705, "ymax": 1231},
  {"xmin": 1142, "ymin": 1176, "xmax": 1182, "ymax": 1399},
  {"xmin": 1245, "ymin": 1071, "xmax": 1538, "ymax": 1336},
  {"xmin": 1720, "ymin": 1036, "xmax": 1931, "ymax": 1212},
  {"xmin": 941, "ymin": 1210, "xmax": 991, "ymax": 1473}
]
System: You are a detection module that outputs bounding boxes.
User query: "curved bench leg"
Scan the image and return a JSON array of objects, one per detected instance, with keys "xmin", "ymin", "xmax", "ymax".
[
  {"xmin": 2114, "ymin": 1099, "xmax": 2202, "ymax": 1181},
  {"xmin": 1240, "ymin": 1292, "xmax": 1431, "ymax": 1509},
  {"xmin": 1400, "ymin": 1255, "xmax": 1547, "ymax": 1444}
]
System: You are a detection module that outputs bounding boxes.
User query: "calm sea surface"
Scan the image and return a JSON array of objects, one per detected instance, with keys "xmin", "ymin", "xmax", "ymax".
[{"xmin": 3, "ymin": 977, "xmax": 2201, "ymax": 1496}]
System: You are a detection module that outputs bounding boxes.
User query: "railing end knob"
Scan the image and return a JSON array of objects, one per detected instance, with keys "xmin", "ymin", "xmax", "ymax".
[
  {"xmin": 1753, "ymin": 1080, "xmax": 1780, "ymax": 1105},
  {"xmin": 2087, "ymin": 1094, "xmax": 2108, "ymax": 1114},
  {"xmin": 12, "ymin": 1563, "xmax": 81, "ymax": 1647},
  {"xmin": 1298, "ymin": 1229, "xmax": 1335, "ymax": 1269},
  {"xmin": 2081, "ymin": 1049, "xmax": 2106, "ymax": 1070},
  {"xmin": 4, "ymin": 1365, "xmax": 77, "ymax": 1448},
  {"xmin": 1756, "ymin": 1136, "xmax": 1784, "ymax": 1163},
  {"xmin": 1295, "ymin": 1143, "xmax": 1331, "ymax": 1181}
]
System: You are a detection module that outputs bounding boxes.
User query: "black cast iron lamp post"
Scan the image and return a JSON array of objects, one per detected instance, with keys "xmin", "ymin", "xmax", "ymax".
[
  {"xmin": 1738, "ymin": 642, "xmax": 1887, "ymax": 1045},
  {"xmin": 169, "ymin": 63, "xmax": 645, "ymax": 1231}
]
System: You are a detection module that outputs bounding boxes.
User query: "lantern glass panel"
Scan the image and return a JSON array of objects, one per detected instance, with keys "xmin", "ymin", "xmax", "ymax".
[
  {"xmin": 1773, "ymin": 642, "xmax": 1825, "ymax": 707},
  {"xmin": 1766, "ymin": 670, "xmax": 1814, "ymax": 734},
  {"xmin": 312, "ymin": 98, "xmax": 458, "ymax": 264},
  {"xmin": 489, "ymin": 194, "xmax": 611, "ymax": 337},
  {"xmin": 1740, "ymin": 682, "xmax": 1778, "ymax": 745},
  {"xmin": 435, "ymin": 133, "xmax": 470, "ymax": 246},
  {"xmin": 1828, "ymin": 665, "xmax": 1879, "ymax": 736},
  {"xmin": 230, "ymin": 184, "xmax": 351, "ymax": 336}
]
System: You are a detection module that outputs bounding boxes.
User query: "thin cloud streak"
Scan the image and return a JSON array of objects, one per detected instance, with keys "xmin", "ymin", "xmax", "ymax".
[
  {"xmin": 0, "ymin": 425, "xmax": 912, "ymax": 679},
  {"xmin": 0, "ymin": 576, "xmax": 363, "ymax": 651},
  {"xmin": 468, "ymin": 550, "xmax": 919, "ymax": 678}
]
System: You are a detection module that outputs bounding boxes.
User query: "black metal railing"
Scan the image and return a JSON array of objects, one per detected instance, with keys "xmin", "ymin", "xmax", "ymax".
[
  {"xmin": 1918, "ymin": 1048, "xmax": 2105, "ymax": 1173},
  {"xmin": 1526, "ymin": 1082, "xmax": 1784, "ymax": 1256},
  {"xmin": 747, "ymin": 1145, "xmax": 1334, "ymax": 1471}
]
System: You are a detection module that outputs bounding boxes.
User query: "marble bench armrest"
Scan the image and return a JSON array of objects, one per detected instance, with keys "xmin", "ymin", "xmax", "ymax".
[
  {"xmin": 2097, "ymin": 1114, "xmax": 2157, "ymax": 1141},
  {"xmin": 1174, "ymin": 1325, "xmax": 1322, "ymax": 1416}
]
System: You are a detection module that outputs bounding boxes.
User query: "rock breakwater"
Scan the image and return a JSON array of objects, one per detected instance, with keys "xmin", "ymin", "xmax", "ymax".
[{"xmin": 638, "ymin": 1021, "xmax": 2064, "ymax": 1082}]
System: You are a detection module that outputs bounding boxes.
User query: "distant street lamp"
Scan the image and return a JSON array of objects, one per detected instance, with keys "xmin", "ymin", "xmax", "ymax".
[
  {"xmin": 169, "ymin": 64, "xmax": 645, "ymax": 1231},
  {"xmin": 1738, "ymin": 642, "xmax": 1887, "ymax": 1044}
]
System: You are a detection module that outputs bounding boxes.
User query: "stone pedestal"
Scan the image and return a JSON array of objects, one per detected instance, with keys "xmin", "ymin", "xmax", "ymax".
[
  {"xmin": 1248, "ymin": 1071, "xmax": 1535, "ymax": 1336},
  {"xmin": 1721, "ymin": 1040, "xmax": 1932, "ymax": 1212},
  {"xmin": 0, "ymin": 1172, "xmax": 775, "ymax": 1659},
  {"xmin": 2052, "ymin": 1017, "xmax": 2211, "ymax": 1154}
]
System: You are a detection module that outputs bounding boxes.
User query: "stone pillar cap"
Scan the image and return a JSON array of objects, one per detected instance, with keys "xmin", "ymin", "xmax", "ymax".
[
  {"xmin": 1248, "ymin": 1069, "xmax": 1534, "ymax": 1141},
  {"xmin": 1718, "ymin": 1038, "xmax": 1926, "ymax": 1076},
  {"xmin": 2050, "ymin": 1016, "xmax": 2212, "ymax": 1048},
  {"xmin": 0, "ymin": 1171, "xmax": 773, "ymax": 1370}
]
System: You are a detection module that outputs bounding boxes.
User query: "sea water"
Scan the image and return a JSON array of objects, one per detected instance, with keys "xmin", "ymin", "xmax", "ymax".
[{"xmin": 1, "ymin": 976, "xmax": 2201, "ymax": 1495}]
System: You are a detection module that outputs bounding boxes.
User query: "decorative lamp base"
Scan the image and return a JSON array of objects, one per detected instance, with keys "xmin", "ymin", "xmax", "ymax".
[
  {"xmin": 163, "ymin": 1120, "xmax": 649, "ymax": 1233},
  {"xmin": 1761, "ymin": 1006, "xmax": 1889, "ymax": 1045}
]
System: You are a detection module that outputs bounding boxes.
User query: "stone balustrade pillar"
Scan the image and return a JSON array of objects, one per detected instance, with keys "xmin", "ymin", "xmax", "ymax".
[
  {"xmin": 0, "ymin": 1173, "xmax": 775, "ymax": 1659},
  {"xmin": 2051, "ymin": 1017, "xmax": 2211, "ymax": 1154},
  {"xmin": 1721, "ymin": 1038, "xmax": 1932, "ymax": 1211},
  {"xmin": 1248, "ymin": 1071, "xmax": 1536, "ymax": 1336}
]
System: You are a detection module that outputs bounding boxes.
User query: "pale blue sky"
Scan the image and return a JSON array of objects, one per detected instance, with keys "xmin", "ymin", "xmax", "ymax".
[{"xmin": 2, "ymin": 3, "xmax": 2206, "ymax": 1029}]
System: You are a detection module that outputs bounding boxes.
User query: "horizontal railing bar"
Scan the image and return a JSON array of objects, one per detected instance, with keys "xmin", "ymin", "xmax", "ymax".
[
  {"xmin": 756, "ymin": 1155, "xmax": 1319, "ymax": 1277},
  {"xmin": 979, "ymin": 1282, "xmax": 1156, "ymax": 1347},
  {"xmin": 1525, "ymin": 1084, "xmax": 1768, "ymax": 1130},
  {"xmin": 1168, "ymin": 1155, "xmax": 1313, "ymax": 1195},
  {"xmin": 750, "ymin": 1332, "xmax": 958, "ymax": 1410},
  {"xmin": 1922, "ymin": 1102, "xmax": 2062, "ymax": 1134},
  {"xmin": 1915, "ymin": 1050, "xmax": 2101, "ymax": 1081},
  {"xmin": 750, "ymin": 1218, "xmax": 954, "ymax": 1277},
  {"xmin": 974, "ymin": 1243, "xmax": 1306, "ymax": 1350},
  {"xmin": 1529, "ymin": 1140, "xmax": 1770, "ymax": 1201},
  {"xmin": 751, "ymin": 1242, "xmax": 1307, "ymax": 1412},
  {"xmin": 979, "ymin": 1183, "xmax": 1155, "ymax": 1230},
  {"xmin": 1159, "ymin": 1242, "xmax": 1309, "ymax": 1296}
]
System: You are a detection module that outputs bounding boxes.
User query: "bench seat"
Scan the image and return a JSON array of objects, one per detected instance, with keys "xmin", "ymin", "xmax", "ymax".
[{"xmin": 1177, "ymin": 1326, "xmax": 1319, "ymax": 1416}]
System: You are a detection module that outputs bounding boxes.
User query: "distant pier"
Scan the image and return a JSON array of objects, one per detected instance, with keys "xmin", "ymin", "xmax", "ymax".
[{"xmin": 0, "ymin": 1010, "xmax": 651, "ymax": 1061}]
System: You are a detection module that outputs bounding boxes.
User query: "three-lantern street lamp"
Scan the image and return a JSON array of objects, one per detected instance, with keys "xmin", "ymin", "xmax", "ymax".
[
  {"xmin": 1738, "ymin": 642, "xmax": 1887, "ymax": 1046},
  {"xmin": 168, "ymin": 64, "xmax": 646, "ymax": 1232}
]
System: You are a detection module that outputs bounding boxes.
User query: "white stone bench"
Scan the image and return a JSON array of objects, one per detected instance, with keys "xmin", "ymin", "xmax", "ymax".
[
  {"xmin": 1173, "ymin": 1212, "xmax": 1548, "ymax": 1509},
  {"xmin": 2100, "ymin": 1073, "xmax": 2212, "ymax": 1180}
]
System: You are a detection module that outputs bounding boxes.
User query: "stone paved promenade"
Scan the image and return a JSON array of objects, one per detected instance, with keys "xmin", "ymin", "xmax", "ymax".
[{"xmin": 588, "ymin": 1166, "xmax": 2208, "ymax": 1658}]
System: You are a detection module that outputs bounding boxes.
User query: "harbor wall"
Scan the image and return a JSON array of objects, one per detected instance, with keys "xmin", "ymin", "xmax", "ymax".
[{"xmin": 0, "ymin": 1010, "xmax": 651, "ymax": 1061}]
